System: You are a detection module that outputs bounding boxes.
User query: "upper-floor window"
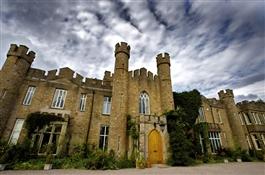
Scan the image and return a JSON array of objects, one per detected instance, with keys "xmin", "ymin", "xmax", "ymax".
[
  {"xmin": 99, "ymin": 125, "xmax": 109, "ymax": 151},
  {"xmin": 51, "ymin": 89, "xmax": 67, "ymax": 109},
  {"xmin": 8, "ymin": 119, "xmax": 24, "ymax": 145},
  {"xmin": 243, "ymin": 113, "xmax": 252, "ymax": 125},
  {"xmin": 252, "ymin": 112, "xmax": 261, "ymax": 125},
  {"xmin": 102, "ymin": 96, "xmax": 111, "ymax": 114},
  {"xmin": 79, "ymin": 94, "xmax": 87, "ymax": 112},
  {"xmin": 139, "ymin": 92, "xmax": 150, "ymax": 115},
  {"xmin": 198, "ymin": 107, "xmax": 205, "ymax": 122},
  {"xmin": 216, "ymin": 109, "xmax": 222, "ymax": 123},
  {"xmin": 23, "ymin": 86, "xmax": 36, "ymax": 105},
  {"xmin": 239, "ymin": 113, "xmax": 245, "ymax": 125}
]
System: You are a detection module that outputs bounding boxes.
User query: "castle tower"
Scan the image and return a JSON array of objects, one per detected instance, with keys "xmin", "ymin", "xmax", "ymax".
[
  {"xmin": 109, "ymin": 42, "xmax": 130, "ymax": 155},
  {"xmin": 156, "ymin": 53, "xmax": 174, "ymax": 112},
  {"xmin": 0, "ymin": 44, "xmax": 35, "ymax": 137},
  {"xmin": 218, "ymin": 89, "xmax": 248, "ymax": 150}
]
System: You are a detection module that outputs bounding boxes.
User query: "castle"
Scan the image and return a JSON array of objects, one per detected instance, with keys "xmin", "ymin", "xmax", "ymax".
[{"xmin": 0, "ymin": 42, "xmax": 264, "ymax": 164}]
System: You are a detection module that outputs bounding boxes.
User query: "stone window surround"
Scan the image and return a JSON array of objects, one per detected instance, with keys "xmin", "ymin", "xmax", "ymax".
[
  {"xmin": 51, "ymin": 88, "xmax": 67, "ymax": 109},
  {"xmin": 8, "ymin": 118, "xmax": 24, "ymax": 145},
  {"xmin": 22, "ymin": 86, "xmax": 36, "ymax": 105},
  {"xmin": 102, "ymin": 96, "xmax": 111, "ymax": 115},
  {"xmin": 139, "ymin": 92, "xmax": 150, "ymax": 115},
  {"xmin": 79, "ymin": 93, "xmax": 87, "ymax": 112}
]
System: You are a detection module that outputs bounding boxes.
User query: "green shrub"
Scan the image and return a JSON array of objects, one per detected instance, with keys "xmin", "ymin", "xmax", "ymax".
[
  {"xmin": 117, "ymin": 157, "xmax": 135, "ymax": 169},
  {"xmin": 13, "ymin": 159, "xmax": 44, "ymax": 170}
]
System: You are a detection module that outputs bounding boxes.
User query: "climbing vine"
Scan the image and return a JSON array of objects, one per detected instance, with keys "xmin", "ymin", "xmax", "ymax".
[{"xmin": 25, "ymin": 112, "xmax": 64, "ymax": 137}]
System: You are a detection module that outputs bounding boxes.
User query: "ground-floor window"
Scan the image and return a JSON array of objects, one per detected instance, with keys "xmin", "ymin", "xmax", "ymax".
[
  {"xmin": 209, "ymin": 131, "xmax": 222, "ymax": 153},
  {"xmin": 8, "ymin": 119, "xmax": 24, "ymax": 145},
  {"xmin": 251, "ymin": 134, "xmax": 262, "ymax": 150},
  {"xmin": 31, "ymin": 123, "xmax": 63, "ymax": 155},
  {"xmin": 99, "ymin": 125, "xmax": 109, "ymax": 151}
]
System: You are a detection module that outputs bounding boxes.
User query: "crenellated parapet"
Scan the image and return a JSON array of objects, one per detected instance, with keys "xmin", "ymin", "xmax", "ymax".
[
  {"xmin": 128, "ymin": 68, "xmax": 157, "ymax": 82},
  {"xmin": 237, "ymin": 100, "xmax": 265, "ymax": 111},
  {"xmin": 7, "ymin": 44, "xmax": 35, "ymax": 64},
  {"xmin": 115, "ymin": 42, "xmax": 130, "ymax": 58},
  {"xmin": 218, "ymin": 89, "xmax": 234, "ymax": 99},
  {"xmin": 27, "ymin": 67, "xmax": 112, "ymax": 88},
  {"xmin": 156, "ymin": 52, "xmax": 170, "ymax": 66}
]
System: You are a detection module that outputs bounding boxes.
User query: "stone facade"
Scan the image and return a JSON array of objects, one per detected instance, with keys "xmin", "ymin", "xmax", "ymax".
[
  {"xmin": 198, "ymin": 89, "xmax": 265, "ymax": 154},
  {"xmin": 0, "ymin": 42, "xmax": 173, "ymax": 164}
]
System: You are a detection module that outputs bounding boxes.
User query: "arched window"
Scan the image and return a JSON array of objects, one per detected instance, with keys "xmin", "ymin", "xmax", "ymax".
[{"xmin": 139, "ymin": 92, "xmax": 150, "ymax": 115}]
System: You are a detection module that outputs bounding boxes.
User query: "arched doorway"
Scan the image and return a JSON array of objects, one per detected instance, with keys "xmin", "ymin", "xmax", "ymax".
[{"xmin": 148, "ymin": 129, "xmax": 163, "ymax": 164}]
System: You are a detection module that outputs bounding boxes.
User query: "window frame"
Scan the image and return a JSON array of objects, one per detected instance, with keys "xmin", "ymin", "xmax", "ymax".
[
  {"xmin": 251, "ymin": 134, "xmax": 262, "ymax": 150},
  {"xmin": 102, "ymin": 96, "xmax": 111, "ymax": 115},
  {"xmin": 98, "ymin": 125, "xmax": 109, "ymax": 151},
  {"xmin": 79, "ymin": 93, "xmax": 87, "ymax": 112},
  {"xmin": 22, "ymin": 86, "xmax": 36, "ymax": 105},
  {"xmin": 8, "ymin": 119, "xmax": 24, "ymax": 145},
  {"xmin": 209, "ymin": 131, "xmax": 222, "ymax": 153},
  {"xmin": 51, "ymin": 89, "xmax": 67, "ymax": 109},
  {"xmin": 139, "ymin": 92, "xmax": 150, "ymax": 115}
]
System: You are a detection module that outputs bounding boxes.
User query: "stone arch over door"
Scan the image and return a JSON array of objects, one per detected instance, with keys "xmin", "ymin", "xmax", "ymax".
[{"xmin": 148, "ymin": 129, "xmax": 163, "ymax": 164}]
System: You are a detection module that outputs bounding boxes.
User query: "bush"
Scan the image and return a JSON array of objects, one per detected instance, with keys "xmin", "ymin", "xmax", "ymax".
[
  {"xmin": 117, "ymin": 157, "xmax": 135, "ymax": 169},
  {"xmin": 13, "ymin": 159, "xmax": 44, "ymax": 170}
]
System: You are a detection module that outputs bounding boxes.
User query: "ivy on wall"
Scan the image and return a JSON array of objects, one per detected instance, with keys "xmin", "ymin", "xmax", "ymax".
[
  {"xmin": 166, "ymin": 89, "xmax": 202, "ymax": 165},
  {"xmin": 25, "ymin": 112, "xmax": 64, "ymax": 137}
]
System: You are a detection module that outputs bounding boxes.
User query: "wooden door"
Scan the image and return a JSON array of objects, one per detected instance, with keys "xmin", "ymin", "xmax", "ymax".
[{"xmin": 148, "ymin": 130, "xmax": 163, "ymax": 164}]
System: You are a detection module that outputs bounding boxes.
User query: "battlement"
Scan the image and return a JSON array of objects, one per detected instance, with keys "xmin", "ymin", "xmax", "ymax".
[
  {"xmin": 7, "ymin": 44, "xmax": 35, "ymax": 64},
  {"xmin": 115, "ymin": 42, "xmax": 130, "ymax": 58},
  {"xmin": 218, "ymin": 89, "xmax": 234, "ymax": 99},
  {"xmin": 27, "ymin": 67, "xmax": 112, "ymax": 88},
  {"xmin": 128, "ymin": 68, "xmax": 157, "ymax": 81},
  {"xmin": 237, "ymin": 100, "xmax": 265, "ymax": 111},
  {"xmin": 156, "ymin": 52, "xmax": 170, "ymax": 66}
]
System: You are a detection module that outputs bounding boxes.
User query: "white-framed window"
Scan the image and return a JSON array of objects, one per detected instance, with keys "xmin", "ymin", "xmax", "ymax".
[
  {"xmin": 22, "ymin": 86, "xmax": 36, "ymax": 105},
  {"xmin": 217, "ymin": 109, "xmax": 222, "ymax": 123},
  {"xmin": 243, "ymin": 113, "xmax": 252, "ymax": 125},
  {"xmin": 51, "ymin": 89, "xmax": 67, "ymax": 109},
  {"xmin": 239, "ymin": 113, "xmax": 245, "ymax": 125},
  {"xmin": 252, "ymin": 112, "xmax": 261, "ymax": 125},
  {"xmin": 198, "ymin": 107, "xmax": 205, "ymax": 122},
  {"xmin": 79, "ymin": 93, "xmax": 87, "ymax": 112},
  {"xmin": 199, "ymin": 133, "xmax": 204, "ymax": 153},
  {"xmin": 0, "ymin": 89, "xmax": 7, "ymax": 100},
  {"xmin": 209, "ymin": 132, "xmax": 222, "ymax": 153},
  {"xmin": 102, "ymin": 96, "xmax": 111, "ymax": 114},
  {"xmin": 139, "ymin": 92, "xmax": 150, "ymax": 115},
  {"xmin": 251, "ymin": 134, "xmax": 262, "ymax": 150},
  {"xmin": 246, "ymin": 135, "xmax": 252, "ymax": 149},
  {"xmin": 99, "ymin": 125, "xmax": 109, "ymax": 150},
  {"xmin": 8, "ymin": 119, "xmax": 24, "ymax": 145}
]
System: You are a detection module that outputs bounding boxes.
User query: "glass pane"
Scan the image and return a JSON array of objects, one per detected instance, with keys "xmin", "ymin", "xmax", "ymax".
[
  {"xmin": 39, "ymin": 133, "xmax": 50, "ymax": 153},
  {"xmin": 54, "ymin": 124, "xmax": 62, "ymax": 133},
  {"xmin": 99, "ymin": 136, "xmax": 104, "ymax": 149}
]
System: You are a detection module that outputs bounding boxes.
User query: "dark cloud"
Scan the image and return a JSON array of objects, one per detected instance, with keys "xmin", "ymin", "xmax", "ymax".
[
  {"xmin": 0, "ymin": 0, "xmax": 264, "ymax": 101},
  {"xmin": 235, "ymin": 94, "xmax": 259, "ymax": 102}
]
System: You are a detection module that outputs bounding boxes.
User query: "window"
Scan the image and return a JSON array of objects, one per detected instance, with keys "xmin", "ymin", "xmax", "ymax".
[
  {"xmin": 0, "ymin": 89, "xmax": 7, "ymax": 100},
  {"xmin": 51, "ymin": 89, "xmax": 67, "ymax": 109},
  {"xmin": 99, "ymin": 125, "xmax": 109, "ymax": 150},
  {"xmin": 252, "ymin": 112, "xmax": 261, "ymax": 125},
  {"xmin": 102, "ymin": 96, "xmax": 111, "ymax": 114},
  {"xmin": 8, "ymin": 119, "xmax": 24, "ymax": 145},
  {"xmin": 199, "ymin": 133, "xmax": 204, "ymax": 153},
  {"xmin": 209, "ymin": 132, "xmax": 222, "ymax": 153},
  {"xmin": 139, "ymin": 92, "xmax": 150, "ymax": 115},
  {"xmin": 243, "ymin": 113, "xmax": 252, "ymax": 125},
  {"xmin": 32, "ymin": 123, "xmax": 63, "ymax": 155},
  {"xmin": 22, "ymin": 86, "xmax": 36, "ymax": 105},
  {"xmin": 239, "ymin": 113, "xmax": 245, "ymax": 125},
  {"xmin": 198, "ymin": 107, "xmax": 205, "ymax": 122},
  {"xmin": 251, "ymin": 134, "xmax": 262, "ymax": 150},
  {"xmin": 79, "ymin": 94, "xmax": 87, "ymax": 111},
  {"xmin": 217, "ymin": 109, "xmax": 222, "ymax": 123},
  {"xmin": 246, "ymin": 135, "xmax": 252, "ymax": 149}
]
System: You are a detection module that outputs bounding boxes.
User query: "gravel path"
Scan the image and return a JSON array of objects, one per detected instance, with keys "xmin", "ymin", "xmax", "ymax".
[{"xmin": 0, "ymin": 162, "xmax": 264, "ymax": 175}]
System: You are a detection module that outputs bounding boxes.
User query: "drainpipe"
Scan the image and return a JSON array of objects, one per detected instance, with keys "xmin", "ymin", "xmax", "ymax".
[{"xmin": 85, "ymin": 90, "xmax": 95, "ymax": 145}]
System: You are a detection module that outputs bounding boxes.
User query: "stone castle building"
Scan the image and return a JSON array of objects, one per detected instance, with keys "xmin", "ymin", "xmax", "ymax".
[
  {"xmin": 0, "ymin": 42, "xmax": 264, "ymax": 164},
  {"xmin": 0, "ymin": 42, "xmax": 174, "ymax": 164}
]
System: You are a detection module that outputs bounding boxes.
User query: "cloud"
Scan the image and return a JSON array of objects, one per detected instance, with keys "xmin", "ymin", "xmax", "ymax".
[
  {"xmin": 235, "ymin": 94, "xmax": 259, "ymax": 102},
  {"xmin": 0, "ymin": 0, "xmax": 264, "ymax": 101}
]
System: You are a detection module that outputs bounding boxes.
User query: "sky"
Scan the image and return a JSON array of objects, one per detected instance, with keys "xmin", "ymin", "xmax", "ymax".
[{"xmin": 0, "ymin": 0, "xmax": 264, "ymax": 102}]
